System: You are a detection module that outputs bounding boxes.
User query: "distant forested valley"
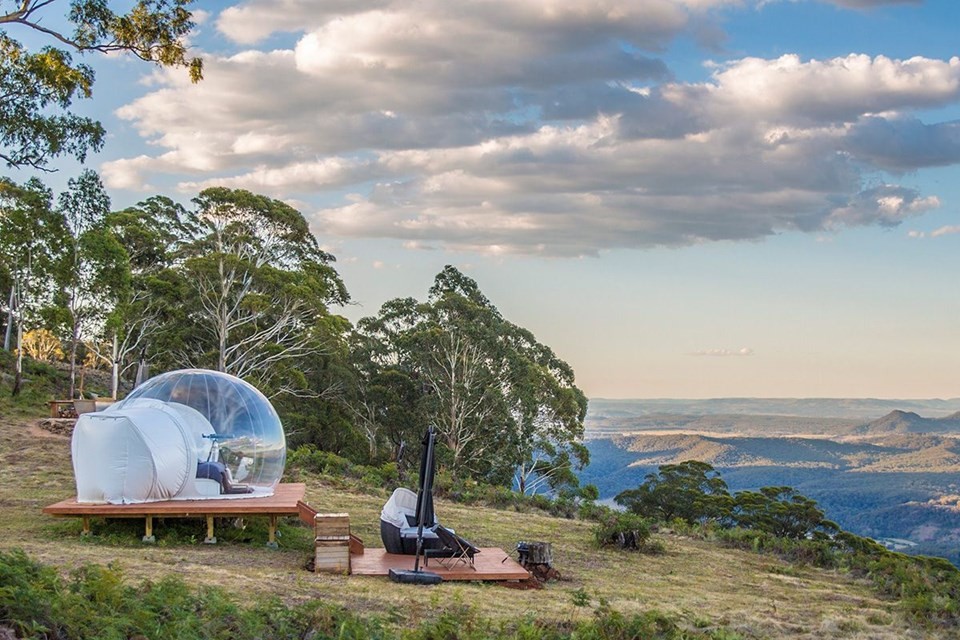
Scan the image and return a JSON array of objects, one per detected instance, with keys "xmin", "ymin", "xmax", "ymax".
[{"xmin": 580, "ymin": 398, "xmax": 960, "ymax": 565}]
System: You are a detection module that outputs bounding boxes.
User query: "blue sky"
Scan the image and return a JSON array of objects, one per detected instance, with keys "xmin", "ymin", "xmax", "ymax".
[{"xmin": 11, "ymin": 0, "xmax": 960, "ymax": 398}]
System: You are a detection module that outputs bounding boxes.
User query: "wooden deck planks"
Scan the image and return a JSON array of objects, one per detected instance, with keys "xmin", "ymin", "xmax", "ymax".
[
  {"xmin": 43, "ymin": 483, "xmax": 306, "ymax": 545},
  {"xmin": 43, "ymin": 483, "xmax": 306, "ymax": 516},
  {"xmin": 350, "ymin": 547, "xmax": 530, "ymax": 581}
]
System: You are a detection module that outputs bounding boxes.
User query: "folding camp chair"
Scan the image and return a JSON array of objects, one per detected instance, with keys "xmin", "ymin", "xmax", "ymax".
[{"xmin": 424, "ymin": 524, "xmax": 480, "ymax": 570}]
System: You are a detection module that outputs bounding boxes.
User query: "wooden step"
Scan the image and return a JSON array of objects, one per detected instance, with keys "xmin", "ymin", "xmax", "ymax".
[{"xmin": 296, "ymin": 500, "xmax": 317, "ymax": 528}]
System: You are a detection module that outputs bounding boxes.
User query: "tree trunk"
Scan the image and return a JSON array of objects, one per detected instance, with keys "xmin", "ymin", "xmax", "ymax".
[
  {"xmin": 111, "ymin": 332, "xmax": 119, "ymax": 399},
  {"xmin": 517, "ymin": 541, "xmax": 552, "ymax": 566},
  {"xmin": 3, "ymin": 287, "xmax": 13, "ymax": 351},
  {"xmin": 12, "ymin": 321, "xmax": 23, "ymax": 396},
  {"xmin": 68, "ymin": 318, "xmax": 80, "ymax": 398},
  {"xmin": 218, "ymin": 313, "xmax": 227, "ymax": 372}
]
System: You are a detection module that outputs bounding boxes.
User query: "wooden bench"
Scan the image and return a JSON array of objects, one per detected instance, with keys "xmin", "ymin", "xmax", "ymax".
[
  {"xmin": 49, "ymin": 400, "xmax": 77, "ymax": 418},
  {"xmin": 49, "ymin": 398, "xmax": 117, "ymax": 418}
]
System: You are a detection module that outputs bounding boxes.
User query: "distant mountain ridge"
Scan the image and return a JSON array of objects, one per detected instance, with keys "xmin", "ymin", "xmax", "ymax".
[
  {"xmin": 588, "ymin": 398, "xmax": 960, "ymax": 420},
  {"xmin": 603, "ymin": 431, "xmax": 960, "ymax": 471},
  {"xmin": 856, "ymin": 410, "xmax": 960, "ymax": 435}
]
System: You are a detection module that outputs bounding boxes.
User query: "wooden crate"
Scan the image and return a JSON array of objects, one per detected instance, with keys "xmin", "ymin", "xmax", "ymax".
[
  {"xmin": 315, "ymin": 512, "xmax": 350, "ymax": 537},
  {"xmin": 315, "ymin": 537, "xmax": 350, "ymax": 574}
]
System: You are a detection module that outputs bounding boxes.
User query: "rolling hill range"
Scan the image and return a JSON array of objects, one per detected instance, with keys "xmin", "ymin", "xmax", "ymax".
[
  {"xmin": 581, "ymin": 401, "xmax": 960, "ymax": 566},
  {"xmin": 601, "ymin": 431, "xmax": 960, "ymax": 472},
  {"xmin": 852, "ymin": 410, "xmax": 960, "ymax": 435},
  {"xmin": 588, "ymin": 397, "xmax": 960, "ymax": 420}
]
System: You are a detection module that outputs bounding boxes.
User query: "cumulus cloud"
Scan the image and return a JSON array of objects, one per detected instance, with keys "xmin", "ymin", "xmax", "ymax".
[
  {"xmin": 931, "ymin": 225, "xmax": 960, "ymax": 237},
  {"xmin": 100, "ymin": 1, "xmax": 960, "ymax": 255},
  {"xmin": 825, "ymin": 185, "xmax": 939, "ymax": 229},
  {"xmin": 690, "ymin": 348, "xmax": 754, "ymax": 357},
  {"xmin": 700, "ymin": 54, "xmax": 960, "ymax": 124},
  {"xmin": 844, "ymin": 117, "xmax": 960, "ymax": 171}
]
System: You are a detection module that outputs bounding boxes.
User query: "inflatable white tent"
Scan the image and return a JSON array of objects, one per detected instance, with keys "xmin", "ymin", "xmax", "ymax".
[{"xmin": 71, "ymin": 370, "xmax": 286, "ymax": 504}]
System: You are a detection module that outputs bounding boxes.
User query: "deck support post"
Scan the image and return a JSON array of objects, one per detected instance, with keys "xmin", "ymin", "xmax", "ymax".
[
  {"xmin": 266, "ymin": 515, "xmax": 278, "ymax": 549},
  {"xmin": 81, "ymin": 516, "xmax": 91, "ymax": 537},
  {"xmin": 142, "ymin": 515, "xmax": 156, "ymax": 543},
  {"xmin": 204, "ymin": 515, "xmax": 217, "ymax": 544}
]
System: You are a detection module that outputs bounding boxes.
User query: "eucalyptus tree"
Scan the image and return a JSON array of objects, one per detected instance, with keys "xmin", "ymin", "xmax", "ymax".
[
  {"xmin": 616, "ymin": 461, "xmax": 733, "ymax": 525},
  {"xmin": 99, "ymin": 196, "xmax": 194, "ymax": 396},
  {"xmin": 54, "ymin": 169, "xmax": 130, "ymax": 398},
  {"xmin": 176, "ymin": 187, "xmax": 349, "ymax": 395},
  {"xmin": 354, "ymin": 291, "xmax": 505, "ymax": 475},
  {"xmin": 732, "ymin": 486, "xmax": 838, "ymax": 540},
  {"xmin": 0, "ymin": 177, "xmax": 66, "ymax": 394},
  {"xmin": 355, "ymin": 266, "xmax": 588, "ymax": 487},
  {"xmin": 0, "ymin": 0, "xmax": 202, "ymax": 171},
  {"xmin": 347, "ymin": 329, "xmax": 431, "ymax": 464},
  {"xmin": 501, "ymin": 326, "xmax": 589, "ymax": 494}
]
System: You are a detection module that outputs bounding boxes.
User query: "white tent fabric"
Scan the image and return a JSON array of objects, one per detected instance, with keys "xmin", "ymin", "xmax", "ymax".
[
  {"xmin": 73, "ymin": 400, "xmax": 220, "ymax": 504},
  {"xmin": 72, "ymin": 369, "xmax": 286, "ymax": 504}
]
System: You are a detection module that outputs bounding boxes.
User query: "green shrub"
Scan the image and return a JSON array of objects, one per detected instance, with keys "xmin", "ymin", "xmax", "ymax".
[
  {"xmin": 578, "ymin": 500, "xmax": 614, "ymax": 522},
  {"xmin": 287, "ymin": 445, "xmax": 355, "ymax": 476},
  {"xmin": 593, "ymin": 512, "xmax": 654, "ymax": 551}
]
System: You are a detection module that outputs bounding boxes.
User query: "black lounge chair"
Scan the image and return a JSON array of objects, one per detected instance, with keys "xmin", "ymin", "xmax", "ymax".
[{"xmin": 424, "ymin": 524, "xmax": 480, "ymax": 570}]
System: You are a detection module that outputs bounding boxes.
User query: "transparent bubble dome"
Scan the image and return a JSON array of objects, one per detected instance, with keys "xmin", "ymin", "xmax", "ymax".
[{"xmin": 116, "ymin": 369, "xmax": 286, "ymax": 490}]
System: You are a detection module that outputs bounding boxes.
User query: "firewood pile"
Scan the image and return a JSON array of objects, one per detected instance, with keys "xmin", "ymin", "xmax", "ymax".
[{"xmin": 37, "ymin": 418, "xmax": 76, "ymax": 437}]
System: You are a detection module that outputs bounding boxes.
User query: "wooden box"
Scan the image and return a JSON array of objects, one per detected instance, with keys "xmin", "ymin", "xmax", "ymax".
[
  {"xmin": 315, "ymin": 537, "xmax": 350, "ymax": 574},
  {"xmin": 315, "ymin": 512, "xmax": 350, "ymax": 538}
]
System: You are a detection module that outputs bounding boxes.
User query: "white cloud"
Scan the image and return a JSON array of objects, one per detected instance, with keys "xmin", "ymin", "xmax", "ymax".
[
  {"xmin": 825, "ymin": 186, "xmax": 939, "ymax": 229},
  {"xmin": 844, "ymin": 117, "xmax": 960, "ymax": 171},
  {"xmin": 931, "ymin": 225, "xmax": 960, "ymax": 237},
  {"xmin": 103, "ymin": 2, "xmax": 959, "ymax": 256},
  {"xmin": 690, "ymin": 348, "xmax": 754, "ymax": 356},
  {"xmin": 215, "ymin": 0, "xmax": 378, "ymax": 44},
  {"xmin": 697, "ymin": 54, "xmax": 960, "ymax": 125}
]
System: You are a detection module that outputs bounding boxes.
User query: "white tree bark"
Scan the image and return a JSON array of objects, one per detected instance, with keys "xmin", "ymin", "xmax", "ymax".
[
  {"xmin": 183, "ymin": 218, "xmax": 327, "ymax": 391},
  {"xmin": 3, "ymin": 287, "xmax": 13, "ymax": 351},
  {"xmin": 422, "ymin": 330, "xmax": 494, "ymax": 470}
]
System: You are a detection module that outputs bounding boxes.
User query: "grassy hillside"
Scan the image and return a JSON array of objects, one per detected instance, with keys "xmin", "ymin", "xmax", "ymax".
[{"xmin": 0, "ymin": 410, "xmax": 952, "ymax": 639}]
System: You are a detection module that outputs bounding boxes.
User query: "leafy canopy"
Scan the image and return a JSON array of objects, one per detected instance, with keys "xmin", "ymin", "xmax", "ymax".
[
  {"xmin": 616, "ymin": 460, "xmax": 732, "ymax": 524},
  {"xmin": 0, "ymin": 1, "xmax": 202, "ymax": 170},
  {"xmin": 353, "ymin": 265, "xmax": 588, "ymax": 487}
]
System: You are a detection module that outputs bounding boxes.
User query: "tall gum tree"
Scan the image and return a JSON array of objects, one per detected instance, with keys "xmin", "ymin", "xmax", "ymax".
[
  {"xmin": 0, "ymin": 0, "xmax": 202, "ymax": 170},
  {"xmin": 53, "ymin": 169, "xmax": 130, "ymax": 398},
  {"xmin": 99, "ymin": 195, "xmax": 194, "ymax": 397},
  {"xmin": 355, "ymin": 266, "xmax": 588, "ymax": 487},
  {"xmin": 177, "ymin": 187, "xmax": 349, "ymax": 395},
  {"xmin": 0, "ymin": 177, "xmax": 66, "ymax": 395}
]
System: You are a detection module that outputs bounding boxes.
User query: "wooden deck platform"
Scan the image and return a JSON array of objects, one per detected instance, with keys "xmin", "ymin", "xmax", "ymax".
[
  {"xmin": 43, "ymin": 483, "xmax": 306, "ymax": 546},
  {"xmin": 350, "ymin": 547, "xmax": 530, "ymax": 582}
]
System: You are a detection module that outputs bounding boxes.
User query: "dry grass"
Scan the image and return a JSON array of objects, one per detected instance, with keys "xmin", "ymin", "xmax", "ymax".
[{"xmin": 0, "ymin": 414, "xmax": 948, "ymax": 639}]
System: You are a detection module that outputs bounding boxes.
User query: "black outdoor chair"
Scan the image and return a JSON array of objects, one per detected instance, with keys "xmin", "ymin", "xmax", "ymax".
[{"xmin": 424, "ymin": 524, "xmax": 480, "ymax": 570}]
